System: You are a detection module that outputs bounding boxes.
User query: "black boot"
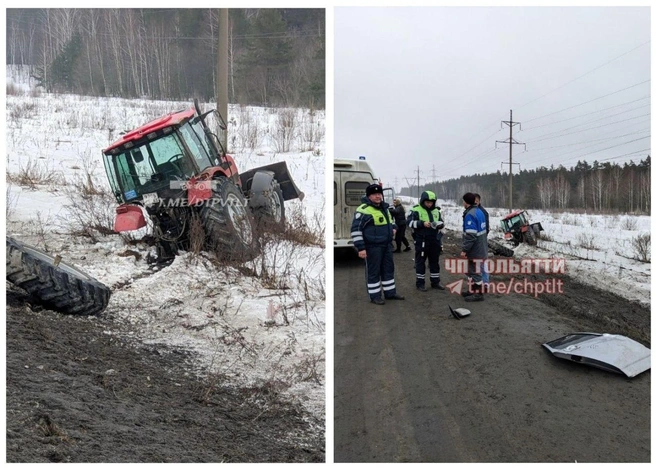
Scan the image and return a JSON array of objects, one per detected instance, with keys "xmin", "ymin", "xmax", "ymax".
[
  {"xmin": 403, "ymin": 246, "xmax": 412, "ymax": 252},
  {"xmin": 432, "ymin": 283, "xmax": 445, "ymax": 290},
  {"xmin": 464, "ymin": 284, "xmax": 484, "ymax": 302},
  {"xmin": 417, "ymin": 284, "xmax": 427, "ymax": 292}
]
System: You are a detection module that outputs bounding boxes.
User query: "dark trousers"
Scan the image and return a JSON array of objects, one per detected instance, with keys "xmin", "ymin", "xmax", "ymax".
[
  {"xmin": 414, "ymin": 238, "xmax": 441, "ymax": 287},
  {"xmin": 394, "ymin": 224, "xmax": 410, "ymax": 250},
  {"xmin": 364, "ymin": 243, "xmax": 397, "ymax": 300},
  {"xmin": 467, "ymin": 258, "xmax": 483, "ymax": 284}
]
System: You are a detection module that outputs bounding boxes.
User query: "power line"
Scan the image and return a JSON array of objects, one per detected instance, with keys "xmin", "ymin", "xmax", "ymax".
[
  {"xmin": 496, "ymin": 110, "xmax": 525, "ymax": 210},
  {"xmin": 520, "ymin": 129, "xmax": 651, "ymax": 167},
  {"xmin": 520, "ymin": 96, "xmax": 650, "ymax": 131},
  {"xmin": 521, "ymin": 79, "xmax": 650, "ymax": 124},
  {"xmin": 527, "ymin": 113, "xmax": 651, "ymax": 144},
  {"xmin": 523, "ymin": 127, "xmax": 650, "ymax": 154},
  {"xmin": 526, "ymin": 136, "xmax": 650, "ymax": 170},
  {"xmin": 515, "ymin": 40, "xmax": 650, "ymax": 112},
  {"xmin": 526, "ymin": 148, "xmax": 650, "ymax": 170},
  {"xmin": 523, "ymin": 105, "xmax": 651, "ymax": 142},
  {"xmin": 436, "ymin": 85, "xmax": 650, "ymax": 182}
]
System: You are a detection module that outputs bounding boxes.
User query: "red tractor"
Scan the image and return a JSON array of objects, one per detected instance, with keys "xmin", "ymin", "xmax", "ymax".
[
  {"xmin": 500, "ymin": 210, "xmax": 543, "ymax": 246},
  {"xmin": 102, "ymin": 100, "xmax": 303, "ymax": 260}
]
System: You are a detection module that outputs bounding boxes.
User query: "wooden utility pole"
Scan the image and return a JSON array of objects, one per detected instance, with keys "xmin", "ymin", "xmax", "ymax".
[
  {"xmin": 496, "ymin": 110, "xmax": 525, "ymax": 211},
  {"xmin": 217, "ymin": 9, "xmax": 229, "ymax": 150}
]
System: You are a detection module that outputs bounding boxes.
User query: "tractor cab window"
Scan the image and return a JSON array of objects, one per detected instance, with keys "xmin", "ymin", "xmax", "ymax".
[
  {"xmin": 109, "ymin": 148, "xmax": 155, "ymax": 201},
  {"xmin": 149, "ymin": 134, "xmax": 195, "ymax": 179},
  {"xmin": 104, "ymin": 133, "xmax": 194, "ymax": 201},
  {"xmin": 508, "ymin": 215, "xmax": 522, "ymax": 230},
  {"xmin": 179, "ymin": 122, "xmax": 214, "ymax": 171}
]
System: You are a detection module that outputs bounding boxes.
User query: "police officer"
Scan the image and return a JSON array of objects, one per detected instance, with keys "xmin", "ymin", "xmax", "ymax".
[
  {"xmin": 461, "ymin": 192, "xmax": 488, "ymax": 302},
  {"xmin": 351, "ymin": 184, "xmax": 405, "ymax": 305},
  {"xmin": 408, "ymin": 191, "xmax": 445, "ymax": 292}
]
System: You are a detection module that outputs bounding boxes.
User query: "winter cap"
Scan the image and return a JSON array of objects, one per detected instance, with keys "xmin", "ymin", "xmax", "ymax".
[
  {"xmin": 463, "ymin": 192, "xmax": 476, "ymax": 205},
  {"xmin": 366, "ymin": 184, "xmax": 384, "ymax": 196}
]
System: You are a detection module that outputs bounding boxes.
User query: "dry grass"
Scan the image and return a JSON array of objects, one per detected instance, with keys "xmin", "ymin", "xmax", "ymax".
[
  {"xmin": 620, "ymin": 216, "xmax": 639, "ymax": 231},
  {"xmin": 271, "ymin": 108, "xmax": 297, "ymax": 153},
  {"xmin": 299, "ymin": 109, "xmax": 325, "ymax": 153},
  {"xmin": 61, "ymin": 175, "xmax": 118, "ymax": 242},
  {"xmin": 631, "ymin": 233, "xmax": 650, "ymax": 262},
  {"xmin": 7, "ymin": 157, "xmax": 63, "ymax": 189},
  {"xmin": 576, "ymin": 233, "xmax": 599, "ymax": 251}
]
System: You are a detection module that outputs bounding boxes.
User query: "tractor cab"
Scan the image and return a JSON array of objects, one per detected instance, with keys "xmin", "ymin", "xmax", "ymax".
[
  {"xmin": 102, "ymin": 107, "xmax": 225, "ymax": 206},
  {"xmin": 500, "ymin": 210, "xmax": 543, "ymax": 246}
]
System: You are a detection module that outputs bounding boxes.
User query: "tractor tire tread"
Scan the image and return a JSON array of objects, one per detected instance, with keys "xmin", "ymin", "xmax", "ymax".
[
  {"xmin": 488, "ymin": 239, "xmax": 515, "ymax": 257},
  {"xmin": 6, "ymin": 237, "xmax": 111, "ymax": 316}
]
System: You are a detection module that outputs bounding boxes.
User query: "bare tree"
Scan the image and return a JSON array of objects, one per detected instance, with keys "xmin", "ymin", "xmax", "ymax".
[
  {"xmin": 639, "ymin": 171, "xmax": 650, "ymax": 213},
  {"xmin": 553, "ymin": 172, "xmax": 570, "ymax": 209},
  {"xmin": 536, "ymin": 177, "xmax": 554, "ymax": 209},
  {"xmin": 591, "ymin": 168, "xmax": 604, "ymax": 211},
  {"xmin": 106, "ymin": 10, "xmax": 125, "ymax": 95}
]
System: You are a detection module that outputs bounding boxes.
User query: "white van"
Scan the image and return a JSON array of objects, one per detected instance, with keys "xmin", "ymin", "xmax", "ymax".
[{"xmin": 334, "ymin": 158, "xmax": 394, "ymax": 249}]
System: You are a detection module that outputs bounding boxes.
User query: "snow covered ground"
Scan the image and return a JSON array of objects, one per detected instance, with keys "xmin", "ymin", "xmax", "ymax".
[
  {"xmin": 393, "ymin": 194, "xmax": 649, "ymax": 305},
  {"xmin": 5, "ymin": 67, "xmax": 326, "ymax": 419},
  {"xmin": 437, "ymin": 201, "xmax": 651, "ymax": 306}
]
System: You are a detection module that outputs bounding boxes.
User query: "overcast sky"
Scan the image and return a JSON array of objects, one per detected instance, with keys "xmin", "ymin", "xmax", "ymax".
[{"xmin": 335, "ymin": 6, "xmax": 650, "ymax": 192}]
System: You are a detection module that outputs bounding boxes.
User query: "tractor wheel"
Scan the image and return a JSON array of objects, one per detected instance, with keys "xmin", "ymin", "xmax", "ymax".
[
  {"xmin": 488, "ymin": 240, "xmax": 514, "ymax": 257},
  {"xmin": 6, "ymin": 237, "xmax": 111, "ymax": 315},
  {"xmin": 254, "ymin": 179, "xmax": 285, "ymax": 229},
  {"xmin": 523, "ymin": 229, "xmax": 537, "ymax": 246},
  {"xmin": 200, "ymin": 177, "xmax": 260, "ymax": 261}
]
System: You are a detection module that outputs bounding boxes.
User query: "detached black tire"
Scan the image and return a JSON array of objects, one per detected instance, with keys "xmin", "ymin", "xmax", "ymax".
[
  {"xmin": 254, "ymin": 179, "xmax": 285, "ymax": 229},
  {"xmin": 488, "ymin": 239, "xmax": 514, "ymax": 257},
  {"xmin": 6, "ymin": 237, "xmax": 111, "ymax": 315},
  {"xmin": 200, "ymin": 177, "xmax": 260, "ymax": 261}
]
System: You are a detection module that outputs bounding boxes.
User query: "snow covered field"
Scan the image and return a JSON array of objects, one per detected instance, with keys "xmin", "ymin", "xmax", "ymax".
[
  {"xmin": 394, "ymin": 194, "xmax": 650, "ymax": 305},
  {"xmin": 438, "ymin": 201, "xmax": 651, "ymax": 306},
  {"xmin": 5, "ymin": 67, "xmax": 326, "ymax": 418}
]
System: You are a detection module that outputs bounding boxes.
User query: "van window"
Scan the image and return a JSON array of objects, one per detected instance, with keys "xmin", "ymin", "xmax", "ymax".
[{"xmin": 345, "ymin": 181, "xmax": 369, "ymax": 206}]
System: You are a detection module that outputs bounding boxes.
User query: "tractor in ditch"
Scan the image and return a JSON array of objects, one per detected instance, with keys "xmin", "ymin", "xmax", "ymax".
[
  {"xmin": 500, "ymin": 209, "xmax": 543, "ymax": 246},
  {"xmin": 102, "ymin": 99, "xmax": 303, "ymax": 261}
]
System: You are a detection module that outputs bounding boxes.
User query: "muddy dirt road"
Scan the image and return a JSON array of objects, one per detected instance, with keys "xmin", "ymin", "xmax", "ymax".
[
  {"xmin": 6, "ymin": 287, "xmax": 324, "ymax": 463},
  {"xmin": 334, "ymin": 232, "xmax": 650, "ymax": 462}
]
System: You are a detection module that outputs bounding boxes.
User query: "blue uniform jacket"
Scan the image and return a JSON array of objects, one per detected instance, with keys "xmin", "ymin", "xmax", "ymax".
[
  {"xmin": 462, "ymin": 205, "xmax": 487, "ymax": 257},
  {"xmin": 351, "ymin": 196, "xmax": 397, "ymax": 252}
]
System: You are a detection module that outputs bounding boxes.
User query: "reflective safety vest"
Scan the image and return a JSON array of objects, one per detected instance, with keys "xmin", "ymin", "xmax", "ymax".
[
  {"xmin": 410, "ymin": 205, "xmax": 441, "ymax": 223},
  {"xmin": 356, "ymin": 204, "xmax": 393, "ymax": 226}
]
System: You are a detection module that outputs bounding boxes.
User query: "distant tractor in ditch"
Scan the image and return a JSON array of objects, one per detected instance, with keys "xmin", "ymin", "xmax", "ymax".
[
  {"xmin": 102, "ymin": 99, "xmax": 303, "ymax": 261},
  {"xmin": 500, "ymin": 210, "xmax": 544, "ymax": 246}
]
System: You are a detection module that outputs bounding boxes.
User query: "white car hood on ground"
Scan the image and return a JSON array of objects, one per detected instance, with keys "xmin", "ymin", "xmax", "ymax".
[{"xmin": 543, "ymin": 332, "xmax": 651, "ymax": 378}]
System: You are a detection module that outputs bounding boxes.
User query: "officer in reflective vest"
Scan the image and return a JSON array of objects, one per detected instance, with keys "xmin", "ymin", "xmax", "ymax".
[
  {"xmin": 351, "ymin": 184, "xmax": 405, "ymax": 305},
  {"xmin": 408, "ymin": 190, "xmax": 445, "ymax": 291}
]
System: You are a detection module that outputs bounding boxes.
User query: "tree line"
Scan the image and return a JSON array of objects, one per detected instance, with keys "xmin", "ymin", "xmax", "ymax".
[
  {"xmin": 6, "ymin": 8, "xmax": 325, "ymax": 109},
  {"xmin": 401, "ymin": 157, "xmax": 651, "ymax": 214}
]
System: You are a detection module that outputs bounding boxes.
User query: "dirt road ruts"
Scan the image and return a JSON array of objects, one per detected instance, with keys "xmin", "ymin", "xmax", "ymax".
[
  {"xmin": 6, "ymin": 287, "xmax": 324, "ymax": 463},
  {"xmin": 334, "ymin": 232, "xmax": 649, "ymax": 462}
]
